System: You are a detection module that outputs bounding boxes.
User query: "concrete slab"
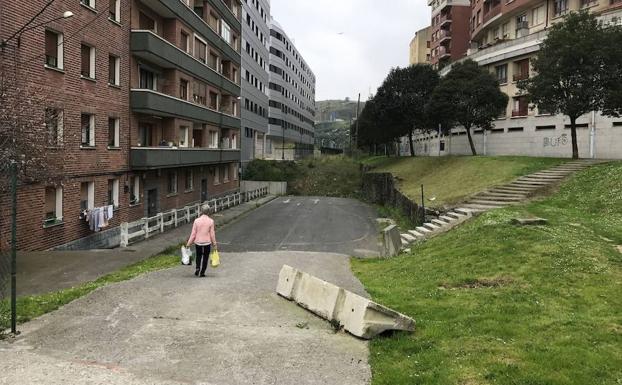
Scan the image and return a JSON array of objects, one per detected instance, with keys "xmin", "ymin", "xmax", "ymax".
[
  {"xmin": 408, "ymin": 230, "xmax": 424, "ymax": 238},
  {"xmin": 277, "ymin": 265, "xmax": 415, "ymax": 339},
  {"xmin": 1, "ymin": 252, "xmax": 372, "ymax": 385},
  {"xmin": 431, "ymin": 219, "xmax": 447, "ymax": 227},
  {"xmin": 401, "ymin": 233, "xmax": 417, "ymax": 243},
  {"xmin": 423, "ymin": 223, "xmax": 441, "ymax": 231},
  {"xmin": 415, "ymin": 226, "xmax": 432, "ymax": 234},
  {"xmin": 382, "ymin": 224, "xmax": 402, "ymax": 258}
]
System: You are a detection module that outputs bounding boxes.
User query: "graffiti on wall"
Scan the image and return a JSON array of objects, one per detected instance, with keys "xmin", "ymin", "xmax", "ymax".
[{"xmin": 543, "ymin": 134, "xmax": 569, "ymax": 148}]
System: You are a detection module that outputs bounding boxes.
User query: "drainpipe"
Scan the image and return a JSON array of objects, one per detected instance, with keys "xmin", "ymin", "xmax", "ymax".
[
  {"xmin": 483, "ymin": 129, "xmax": 488, "ymax": 156},
  {"xmin": 438, "ymin": 124, "xmax": 442, "ymax": 157},
  {"xmin": 590, "ymin": 111, "xmax": 596, "ymax": 159}
]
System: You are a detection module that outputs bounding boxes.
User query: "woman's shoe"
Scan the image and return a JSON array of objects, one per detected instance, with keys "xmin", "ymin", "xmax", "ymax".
[
  {"xmin": 195, "ymin": 270, "xmax": 199, "ymax": 276},
  {"xmin": 200, "ymin": 274, "xmax": 206, "ymax": 278}
]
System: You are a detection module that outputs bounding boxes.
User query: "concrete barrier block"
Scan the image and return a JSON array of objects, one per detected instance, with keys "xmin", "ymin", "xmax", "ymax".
[
  {"xmin": 276, "ymin": 265, "xmax": 415, "ymax": 339},
  {"xmin": 382, "ymin": 225, "xmax": 402, "ymax": 258}
]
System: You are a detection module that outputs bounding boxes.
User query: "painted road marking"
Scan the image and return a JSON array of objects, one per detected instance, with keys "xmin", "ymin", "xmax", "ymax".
[
  {"xmin": 312, "ymin": 199, "xmax": 320, "ymax": 205},
  {"xmin": 283, "ymin": 199, "xmax": 290, "ymax": 204}
]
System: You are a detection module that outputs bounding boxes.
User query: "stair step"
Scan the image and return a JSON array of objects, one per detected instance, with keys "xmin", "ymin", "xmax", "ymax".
[
  {"xmin": 490, "ymin": 187, "xmax": 534, "ymax": 193},
  {"xmin": 439, "ymin": 215, "xmax": 454, "ymax": 223},
  {"xmin": 401, "ymin": 238, "xmax": 409, "ymax": 247},
  {"xmin": 462, "ymin": 203, "xmax": 503, "ymax": 211},
  {"xmin": 416, "ymin": 226, "xmax": 432, "ymax": 234},
  {"xmin": 431, "ymin": 219, "xmax": 447, "ymax": 227},
  {"xmin": 475, "ymin": 194, "xmax": 524, "ymax": 202},
  {"xmin": 470, "ymin": 199, "xmax": 511, "ymax": 206},
  {"xmin": 446, "ymin": 212, "xmax": 466, "ymax": 220},
  {"xmin": 401, "ymin": 233, "xmax": 417, "ymax": 243},
  {"xmin": 423, "ymin": 222, "xmax": 441, "ymax": 231},
  {"xmin": 519, "ymin": 175, "xmax": 564, "ymax": 181},
  {"xmin": 408, "ymin": 230, "xmax": 424, "ymax": 238},
  {"xmin": 509, "ymin": 181, "xmax": 550, "ymax": 187},
  {"xmin": 454, "ymin": 208, "xmax": 476, "ymax": 215},
  {"xmin": 481, "ymin": 191, "xmax": 527, "ymax": 198}
]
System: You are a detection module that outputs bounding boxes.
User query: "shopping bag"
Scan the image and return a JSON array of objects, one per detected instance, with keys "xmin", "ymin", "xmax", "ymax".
[
  {"xmin": 211, "ymin": 248, "xmax": 220, "ymax": 268},
  {"xmin": 181, "ymin": 246, "xmax": 192, "ymax": 266}
]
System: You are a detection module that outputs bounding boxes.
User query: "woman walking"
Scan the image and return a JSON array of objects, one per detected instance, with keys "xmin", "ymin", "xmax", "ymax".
[{"xmin": 186, "ymin": 204, "xmax": 218, "ymax": 277}]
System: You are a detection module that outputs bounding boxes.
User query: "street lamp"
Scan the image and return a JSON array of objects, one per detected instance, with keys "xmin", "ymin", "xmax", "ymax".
[{"xmin": 1, "ymin": 10, "xmax": 74, "ymax": 48}]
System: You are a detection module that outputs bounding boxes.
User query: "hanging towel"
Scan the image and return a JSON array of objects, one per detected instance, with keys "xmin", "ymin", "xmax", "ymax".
[{"xmin": 107, "ymin": 205, "xmax": 114, "ymax": 220}]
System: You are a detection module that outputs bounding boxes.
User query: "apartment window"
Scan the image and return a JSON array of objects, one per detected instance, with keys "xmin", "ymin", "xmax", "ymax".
[
  {"xmin": 513, "ymin": 59, "xmax": 530, "ymax": 81},
  {"xmin": 213, "ymin": 167, "xmax": 220, "ymax": 185},
  {"xmin": 209, "ymin": 52, "xmax": 219, "ymax": 71},
  {"xmin": 107, "ymin": 179, "xmax": 119, "ymax": 208},
  {"xmin": 185, "ymin": 169, "xmax": 193, "ymax": 191},
  {"xmin": 81, "ymin": 44, "xmax": 96, "ymax": 79},
  {"xmin": 179, "ymin": 126, "xmax": 189, "ymax": 147},
  {"xmin": 222, "ymin": 165, "xmax": 229, "ymax": 182},
  {"xmin": 516, "ymin": 14, "xmax": 528, "ymax": 30},
  {"xmin": 80, "ymin": 181, "xmax": 95, "ymax": 210},
  {"xmin": 221, "ymin": 21, "xmax": 231, "ymax": 44},
  {"xmin": 531, "ymin": 6, "xmax": 544, "ymax": 25},
  {"xmin": 195, "ymin": 37, "xmax": 207, "ymax": 63},
  {"xmin": 81, "ymin": 113, "xmax": 95, "ymax": 147},
  {"xmin": 193, "ymin": 82, "xmax": 207, "ymax": 105},
  {"xmin": 45, "ymin": 108, "xmax": 63, "ymax": 146},
  {"xmin": 495, "ymin": 64, "xmax": 508, "ymax": 84},
  {"xmin": 179, "ymin": 79, "xmax": 188, "ymax": 100},
  {"xmin": 45, "ymin": 30, "xmax": 63, "ymax": 69},
  {"xmin": 108, "ymin": 117, "xmax": 119, "ymax": 147},
  {"xmin": 209, "ymin": 91, "xmax": 218, "ymax": 110},
  {"xmin": 209, "ymin": 130, "xmax": 219, "ymax": 148},
  {"xmin": 44, "ymin": 186, "xmax": 63, "ymax": 225},
  {"xmin": 512, "ymin": 97, "xmax": 529, "ymax": 117},
  {"xmin": 139, "ymin": 12, "xmax": 156, "ymax": 31},
  {"xmin": 139, "ymin": 66, "xmax": 156, "ymax": 90},
  {"xmin": 181, "ymin": 31, "xmax": 190, "ymax": 53},
  {"xmin": 129, "ymin": 176, "xmax": 140, "ymax": 205},
  {"xmin": 501, "ymin": 22, "xmax": 509, "ymax": 38},
  {"xmin": 233, "ymin": 163, "xmax": 238, "ymax": 180},
  {"xmin": 168, "ymin": 172, "xmax": 178, "ymax": 194},
  {"xmin": 81, "ymin": 0, "xmax": 96, "ymax": 9},
  {"xmin": 108, "ymin": 55, "xmax": 120, "ymax": 86},
  {"xmin": 554, "ymin": 0, "xmax": 568, "ymax": 16},
  {"xmin": 580, "ymin": 0, "xmax": 597, "ymax": 6},
  {"xmin": 109, "ymin": 0, "xmax": 120, "ymax": 22},
  {"xmin": 209, "ymin": 12, "xmax": 220, "ymax": 31},
  {"xmin": 231, "ymin": 133, "xmax": 237, "ymax": 149}
]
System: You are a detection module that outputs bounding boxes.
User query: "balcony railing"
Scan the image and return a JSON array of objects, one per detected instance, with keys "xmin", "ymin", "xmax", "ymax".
[
  {"xmin": 439, "ymin": 13, "xmax": 452, "ymax": 25},
  {"xmin": 511, "ymin": 108, "xmax": 529, "ymax": 117},
  {"xmin": 438, "ymin": 46, "xmax": 451, "ymax": 58},
  {"xmin": 130, "ymin": 147, "xmax": 240, "ymax": 170},
  {"xmin": 438, "ymin": 29, "xmax": 452, "ymax": 42},
  {"xmin": 513, "ymin": 72, "xmax": 529, "ymax": 82}
]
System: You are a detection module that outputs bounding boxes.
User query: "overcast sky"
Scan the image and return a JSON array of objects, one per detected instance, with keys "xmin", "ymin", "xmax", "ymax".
[{"xmin": 269, "ymin": 0, "xmax": 431, "ymax": 102}]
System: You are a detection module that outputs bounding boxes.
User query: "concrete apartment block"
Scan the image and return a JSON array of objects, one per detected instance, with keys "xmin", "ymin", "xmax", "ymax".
[
  {"xmin": 409, "ymin": 26, "xmax": 431, "ymax": 65},
  {"xmin": 277, "ymin": 265, "xmax": 416, "ymax": 339},
  {"xmin": 428, "ymin": 0, "xmax": 472, "ymax": 68},
  {"xmin": 240, "ymin": 0, "xmax": 270, "ymax": 168}
]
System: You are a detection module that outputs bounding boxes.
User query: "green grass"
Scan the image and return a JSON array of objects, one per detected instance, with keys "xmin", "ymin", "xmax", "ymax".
[
  {"xmin": 0, "ymin": 246, "xmax": 181, "ymax": 335},
  {"xmin": 364, "ymin": 156, "xmax": 566, "ymax": 208},
  {"xmin": 352, "ymin": 162, "xmax": 622, "ymax": 385}
]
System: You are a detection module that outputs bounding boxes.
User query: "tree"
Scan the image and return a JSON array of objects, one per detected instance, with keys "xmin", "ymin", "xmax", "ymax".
[
  {"xmin": 519, "ymin": 11, "xmax": 622, "ymax": 159},
  {"xmin": 426, "ymin": 60, "xmax": 508, "ymax": 156},
  {"xmin": 373, "ymin": 65, "xmax": 440, "ymax": 156}
]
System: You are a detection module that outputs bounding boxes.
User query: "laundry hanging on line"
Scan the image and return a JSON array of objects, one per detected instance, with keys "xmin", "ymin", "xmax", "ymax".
[{"xmin": 82, "ymin": 205, "xmax": 114, "ymax": 232}]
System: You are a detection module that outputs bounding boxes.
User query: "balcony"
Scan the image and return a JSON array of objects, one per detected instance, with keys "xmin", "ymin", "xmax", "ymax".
[
  {"xmin": 131, "ymin": 31, "xmax": 240, "ymax": 96},
  {"xmin": 438, "ymin": 46, "xmax": 451, "ymax": 59},
  {"xmin": 511, "ymin": 108, "xmax": 529, "ymax": 117},
  {"xmin": 513, "ymin": 72, "xmax": 529, "ymax": 82},
  {"xmin": 131, "ymin": 89, "xmax": 240, "ymax": 129},
  {"xmin": 438, "ymin": 29, "xmax": 452, "ymax": 43},
  {"xmin": 439, "ymin": 13, "xmax": 452, "ymax": 26},
  {"xmin": 137, "ymin": 0, "xmax": 240, "ymax": 63},
  {"xmin": 130, "ymin": 147, "xmax": 240, "ymax": 170}
]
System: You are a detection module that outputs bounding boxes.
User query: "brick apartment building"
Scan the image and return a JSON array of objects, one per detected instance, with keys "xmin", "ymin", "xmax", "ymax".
[
  {"xmin": 0, "ymin": 0, "xmax": 242, "ymax": 251},
  {"xmin": 428, "ymin": 0, "xmax": 471, "ymax": 68}
]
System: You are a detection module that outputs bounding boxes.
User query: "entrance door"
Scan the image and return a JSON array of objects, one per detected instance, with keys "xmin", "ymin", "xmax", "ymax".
[
  {"xmin": 147, "ymin": 189, "xmax": 158, "ymax": 217},
  {"xmin": 200, "ymin": 179, "xmax": 208, "ymax": 203}
]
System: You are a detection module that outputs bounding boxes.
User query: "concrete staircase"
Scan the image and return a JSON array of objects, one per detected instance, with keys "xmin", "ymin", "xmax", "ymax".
[{"xmin": 399, "ymin": 160, "xmax": 602, "ymax": 250}]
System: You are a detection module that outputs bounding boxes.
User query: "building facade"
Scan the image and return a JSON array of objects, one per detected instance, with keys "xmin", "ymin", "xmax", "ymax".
[
  {"xmin": 0, "ymin": 0, "xmax": 242, "ymax": 251},
  {"xmin": 409, "ymin": 26, "xmax": 431, "ymax": 65},
  {"xmin": 240, "ymin": 0, "xmax": 270, "ymax": 168},
  {"xmin": 414, "ymin": 0, "xmax": 622, "ymax": 159},
  {"xmin": 266, "ymin": 18, "xmax": 315, "ymax": 160},
  {"xmin": 428, "ymin": 0, "xmax": 471, "ymax": 68}
]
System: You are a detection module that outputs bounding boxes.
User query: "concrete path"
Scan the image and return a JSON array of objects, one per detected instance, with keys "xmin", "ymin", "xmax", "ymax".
[
  {"xmin": 0, "ymin": 251, "xmax": 371, "ymax": 385},
  {"xmin": 13, "ymin": 196, "xmax": 277, "ymax": 297},
  {"xmin": 218, "ymin": 196, "xmax": 380, "ymax": 258}
]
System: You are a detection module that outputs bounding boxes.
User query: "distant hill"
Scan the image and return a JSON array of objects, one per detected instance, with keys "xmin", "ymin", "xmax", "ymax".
[{"xmin": 315, "ymin": 99, "xmax": 366, "ymax": 150}]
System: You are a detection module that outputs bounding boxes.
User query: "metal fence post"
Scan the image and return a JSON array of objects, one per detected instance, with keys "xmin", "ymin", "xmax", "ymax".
[{"xmin": 10, "ymin": 161, "xmax": 17, "ymax": 335}]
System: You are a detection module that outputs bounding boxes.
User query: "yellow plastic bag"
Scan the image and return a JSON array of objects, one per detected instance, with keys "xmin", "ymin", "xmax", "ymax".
[{"xmin": 211, "ymin": 248, "xmax": 220, "ymax": 268}]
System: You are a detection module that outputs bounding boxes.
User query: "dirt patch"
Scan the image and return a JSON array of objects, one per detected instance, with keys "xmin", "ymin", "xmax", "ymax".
[{"xmin": 440, "ymin": 276, "xmax": 514, "ymax": 289}]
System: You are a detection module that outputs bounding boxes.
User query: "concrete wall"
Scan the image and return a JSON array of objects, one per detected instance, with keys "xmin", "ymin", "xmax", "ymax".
[
  {"xmin": 240, "ymin": 180, "xmax": 287, "ymax": 195},
  {"xmin": 361, "ymin": 173, "xmax": 423, "ymax": 226}
]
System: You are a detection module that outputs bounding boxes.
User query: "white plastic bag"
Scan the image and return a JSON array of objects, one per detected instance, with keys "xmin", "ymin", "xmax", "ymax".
[{"xmin": 181, "ymin": 246, "xmax": 192, "ymax": 265}]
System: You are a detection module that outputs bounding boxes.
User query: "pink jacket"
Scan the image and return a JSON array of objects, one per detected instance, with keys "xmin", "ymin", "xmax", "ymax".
[{"xmin": 187, "ymin": 215, "xmax": 216, "ymax": 247}]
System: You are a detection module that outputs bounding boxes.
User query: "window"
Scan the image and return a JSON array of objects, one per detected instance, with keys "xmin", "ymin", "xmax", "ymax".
[
  {"xmin": 531, "ymin": 6, "xmax": 544, "ymax": 25},
  {"xmin": 109, "ymin": 0, "xmax": 120, "ymax": 22},
  {"xmin": 179, "ymin": 79, "xmax": 188, "ymax": 100},
  {"xmin": 45, "ymin": 108, "xmax": 63, "ymax": 146},
  {"xmin": 139, "ymin": 66, "xmax": 156, "ymax": 90},
  {"xmin": 209, "ymin": 52, "xmax": 219, "ymax": 71},
  {"xmin": 44, "ymin": 186, "xmax": 63, "ymax": 225},
  {"xmin": 495, "ymin": 64, "xmax": 508, "ymax": 84},
  {"xmin": 213, "ymin": 167, "xmax": 220, "ymax": 185},
  {"xmin": 233, "ymin": 163, "xmax": 238, "ymax": 180},
  {"xmin": 168, "ymin": 172, "xmax": 178, "ymax": 194},
  {"xmin": 209, "ymin": 91, "xmax": 218, "ymax": 110},
  {"xmin": 580, "ymin": 0, "xmax": 596, "ymax": 6},
  {"xmin": 195, "ymin": 37, "xmax": 207, "ymax": 63},
  {"xmin": 193, "ymin": 82, "xmax": 207, "ymax": 105},
  {"xmin": 185, "ymin": 169, "xmax": 193, "ymax": 191},
  {"xmin": 501, "ymin": 22, "xmax": 509, "ymax": 38},
  {"xmin": 81, "ymin": 0, "xmax": 96, "ymax": 9},
  {"xmin": 209, "ymin": 130, "xmax": 219, "ymax": 148},
  {"xmin": 80, "ymin": 181, "xmax": 95, "ymax": 210},
  {"xmin": 223, "ymin": 165, "xmax": 229, "ymax": 182},
  {"xmin": 221, "ymin": 21, "xmax": 231, "ymax": 44},
  {"xmin": 139, "ymin": 12, "xmax": 155, "ymax": 31},
  {"xmin": 108, "ymin": 179, "xmax": 119, "ymax": 208},
  {"xmin": 231, "ymin": 133, "xmax": 237, "ymax": 149},
  {"xmin": 512, "ymin": 97, "xmax": 528, "ymax": 117},
  {"xmin": 554, "ymin": 0, "xmax": 567, "ymax": 16},
  {"xmin": 209, "ymin": 11, "xmax": 220, "ymax": 31},
  {"xmin": 129, "ymin": 176, "xmax": 140, "ymax": 204},
  {"xmin": 45, "ymin": 30, "xmax": 63, "ymax": 69},
  {"xmin": 179, "ymin": 126, "xmax": 189, "ymax": 147},
  {"xmin": 81, "ymin": 44, "xmax": 95, "ymax": 79},
  {"xmin": 108, "ymin": 117, "xmax": 119, "ymax": 147},
  {"xmin": 108, "ymin": 55, "xmax": 120, "ymax": 86},
  {"xmin": 513, "ymin": 59, "xmax": 530, "ymax": 81},
  {"xmin": 81, "ymin": 113, "xmax": 95, "ymax": 147},
  {"xmin": 181, "ymin": 31, "xmax": 190, "ymax": 53}
]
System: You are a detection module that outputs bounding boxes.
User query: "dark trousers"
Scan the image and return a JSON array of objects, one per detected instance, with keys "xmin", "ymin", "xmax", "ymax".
[{"xmin": 195, "ymin": 244, "xmax": 211, "ymax": 275}]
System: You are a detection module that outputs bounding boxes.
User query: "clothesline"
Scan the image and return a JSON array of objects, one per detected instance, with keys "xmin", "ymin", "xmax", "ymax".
[{"xmin": 82, "ymin": 205, "xmax": 114, "ymax": 232}]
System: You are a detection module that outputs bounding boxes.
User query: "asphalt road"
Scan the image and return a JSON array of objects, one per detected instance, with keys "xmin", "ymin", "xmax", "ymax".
[{"xmin": 218, "ymin": 196, "xmax": 380, "ymax": 258}]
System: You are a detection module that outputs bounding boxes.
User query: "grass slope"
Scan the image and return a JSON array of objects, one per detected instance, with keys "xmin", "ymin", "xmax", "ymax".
[
  {"xmin": 352, "ymin": 162, "xmax": 622, "ymax": 385},
  {"xmin": 363, "ymin": 156, "xmax": 566, "ymax": 208}
]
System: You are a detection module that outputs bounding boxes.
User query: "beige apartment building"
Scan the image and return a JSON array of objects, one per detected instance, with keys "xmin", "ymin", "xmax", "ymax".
[
  {"xmin": 409, "ymin": 27, "xmax": 431, "ymax": 65},
  {"xmin": 410, "ymin": 0, "xmax": 622, "ymax": 159}
]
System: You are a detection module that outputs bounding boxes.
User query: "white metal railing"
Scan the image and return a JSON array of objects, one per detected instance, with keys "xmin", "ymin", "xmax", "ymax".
[{"xmin": 120, "ymin": 187, "xmax": 268, "ymax": 247}]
